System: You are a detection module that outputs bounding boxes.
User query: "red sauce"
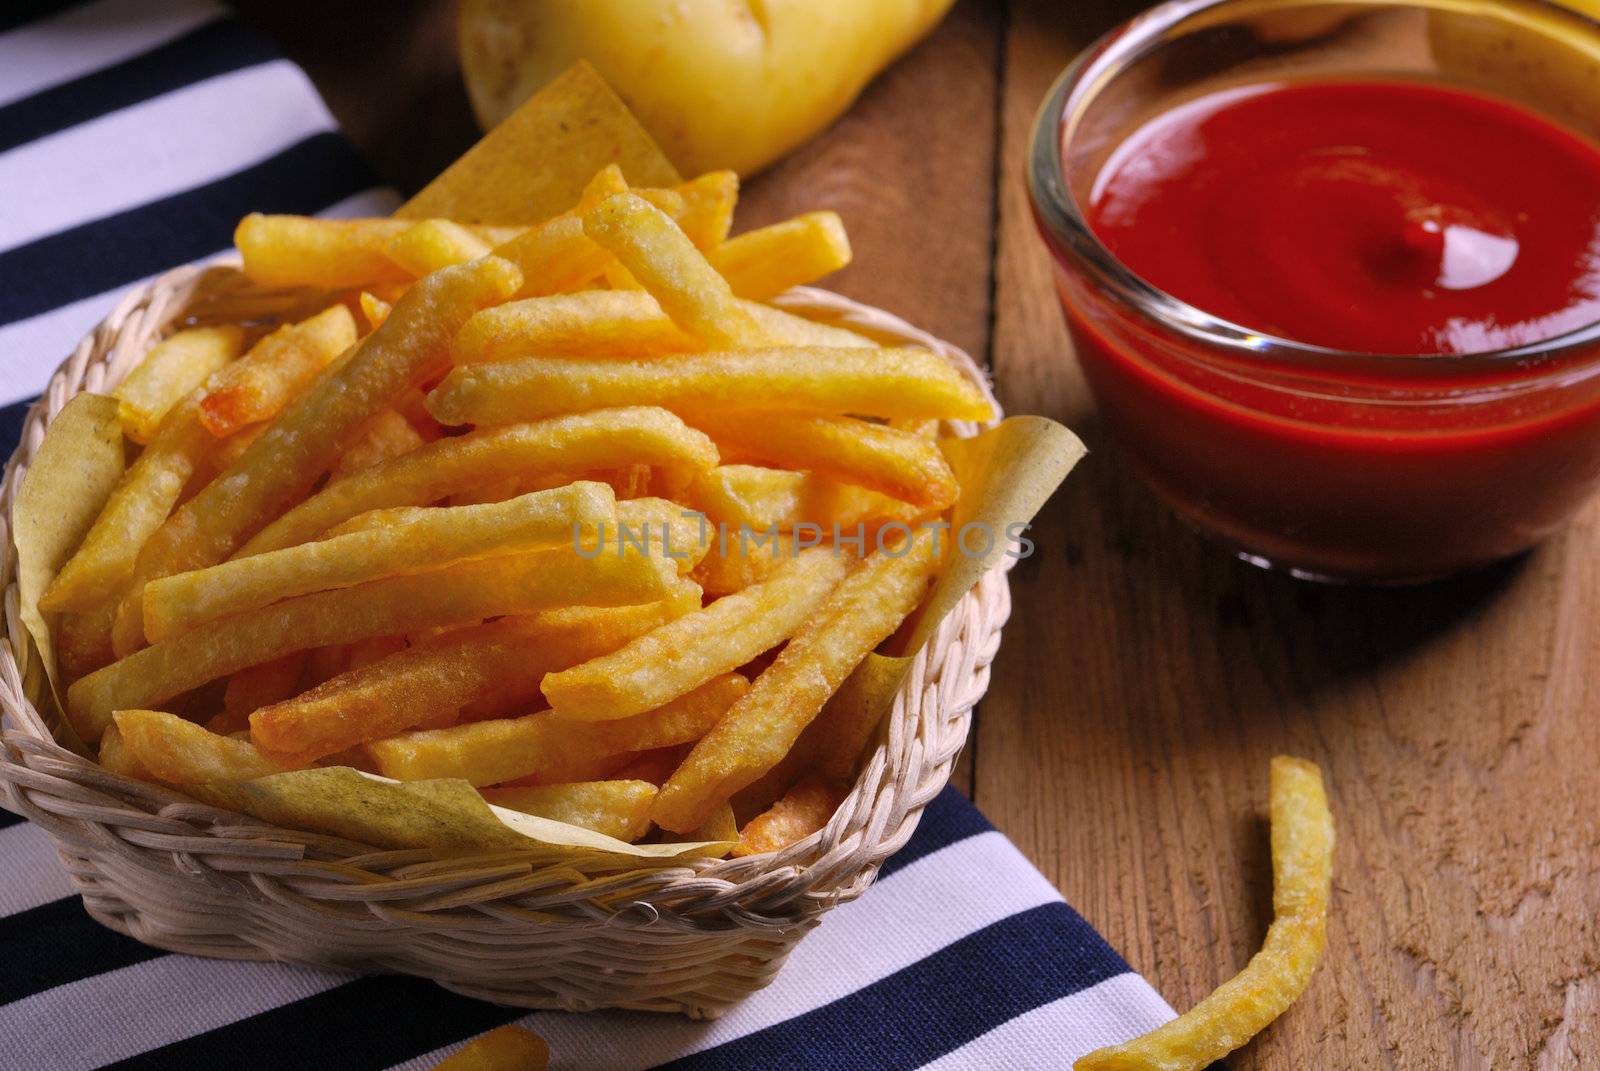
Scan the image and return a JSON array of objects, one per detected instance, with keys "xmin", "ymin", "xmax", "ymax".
[{"xmin": 1050, "ymin": 79, "xmax": 1600, "ymax": 580}]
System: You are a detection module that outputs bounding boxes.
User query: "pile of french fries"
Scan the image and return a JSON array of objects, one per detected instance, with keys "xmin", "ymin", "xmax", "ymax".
[{"xmin": 44, "ymin": 162, "xmax": 995, "ymax": 854}]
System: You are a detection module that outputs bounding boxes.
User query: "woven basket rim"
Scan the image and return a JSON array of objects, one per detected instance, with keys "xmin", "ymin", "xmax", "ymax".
[{"xmin": 0, "ymin": 262, "xmax": 1010, "ymax": 941}]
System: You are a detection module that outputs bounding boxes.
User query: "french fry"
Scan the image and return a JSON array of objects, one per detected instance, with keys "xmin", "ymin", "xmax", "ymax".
[
  {"xmin": 672, "ymin": 170, "xmax": 739, "ymax": 250},
  {"xmin": 455, "ymin": 291, "xmax": 872, "ymax": 364},
  {"xmin": 97, "ymin": 722, "xmax": 152, "ymax": 780},
  {"xmin": 239, "ymin": 408, "xmax": 717, "ymax": 555},
  {"xmin": 366, "ymin": 672, "xmax": 748, "ymax": 786},
  {"xmin": 112, "ymin": 708, "xmax": 297, "ymax": 783},
  {"xmin": 684, "ymin": 464, "xmax": 923, "ymax": 533},
  {"xmin": 491, "ymin": 163, "xmax": 629, "ymax": 296},
  {"xmin": 209, "ymin": 422, "xmax": 267, "ymax": 473},
  {"xmin": 197, "ymin": 305, "xmax": 357, "ymax": 438},
  {"xmin": 113, "ymin": 257, "xmax": 522, "ymax": 654},
  {"xmin": 427, "ymin": 347, "xmax": 994, "ymax": 427},
  {"xmin": 57, "ymin": 604, "xmax": 119, "ymax": 681},
  {"xmin": 431, "ymin": 1025, "xmax": 549, "ymax": 1071},
  {"xmin": 321, "ymin": 506, "xmax": 440, "ymax": 538},
  {"xmin": 731, "ymin": 777, "xmax": 848, "ymax": 857},
  {"xmin": 386, "ymin": 219, "xmax": 493, "ymax": 276},
  {"xmin": 481, "ymin": 780, "xmax": 658, "ymax": 842},
  {"xmin": 70, "ymin": 543, "xmax": 676, "ymax": 742},
  {"xmin": 221, "ymin": 651, "xmax": 308, "ymax": 721},
  {"xmin": 653, "ymin": 531, "xmax": 940, "ymax": 832},
  {"xmin": 359, "ymin": 291, "xmax": 393, "ymax": 331},
  {"xmin": 687, "ymin": 802, "xmax": 738, "ymax": 849},
  {"xmin": 1075, "ymin": 757, "xmax": 1335, "ymax": 1071},
  {"xmin": 709, "ymin": 212, "xmax": 852, "ymax": 301},
  {"xmin": 691, "ymin": 537, "xmax": 800, "ymax": 597},
  {"xmin": 543, "ymin": 546, "xmax": 850, "ymax": 721},
  {"xmin": 249, "ymin": 596, "xmax": 695, "ymax": 760},
  {"xmin": 144, "ymin": 482, "xmax": 615, "ymax": 643},
  {"xmin": 582, "ymin": 192, "xmax": 766, "ymax": 347},
  {"xmin": 113, "ymin": 325, "xmax": 242, "ymax": 444},
  {"xmin": 235, "ymin": 215, "xmax": 413, "ymax": 289},
  {"xmin": 610, "ymin": 496, "xmax": 711, "ymax": 573},
  {"xmin": 693, "ymin": 412, "xmax": 959, "ymax": 511},
  {"xmin": 331, "ymin": 409, "xmax": 426, "ymax": 478},
  {"xmin": 611, "ymin": 744, "xmax": 690, "ymax": 785}
]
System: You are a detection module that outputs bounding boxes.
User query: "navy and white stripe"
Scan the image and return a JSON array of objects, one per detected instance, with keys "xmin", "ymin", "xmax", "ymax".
[{"xmin": 0, "ymin": 3, "xmax": 1180, "ymax": 1067}]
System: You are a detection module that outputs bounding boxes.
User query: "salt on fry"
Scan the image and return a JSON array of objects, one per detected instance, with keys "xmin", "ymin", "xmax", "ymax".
[
  {"xmin": 71, "ymin": 543, "xmax": 676, "ymax": 741},
  {"xmin": 426, "ymin": 347, "xmax": 994, "ymax": 426},
  {"xmin": 239, "ymin": 408, "xmax": 717, "ymax": 556},
  {"xmin": 197, "ymin": 305, "xmax": 357, "ymax": 437},
  {"xmin": 709, "ymin": 212, "xmax": 852, "ymax": 301},
  {"xmin": 582, "ymin": 192, "xmax": 765, "ymax": 347},
  {"xmin": 366, "ymin": 673, "xmax": 748, "ymax": 787},
  {"xmin": 143, "ymin": 482, "xmax": 615, "ymax": 643},
  {"xmin": 113, "ymin": 325, "xmax": 242, "ymax": 444},
  {"xmin": 543, "ymin": 546, "xmax": 851, "ymax": 721},
  {"xmin": 653, "ymin": 531, "xmax": 941, "ymax": 832},
  {"xmin": 112, "ymin": 257, "xmax": 521, "ymax": 654},
  {"xmin": 731, "ymin": 777, "xmax": 848, "ymax": 857},
  {"xmin": 249, "ymin": 597, "xmax": 694, "ymax": 761},
  {"xmin": 1075, "ymin": 756, "xmax": 1335, "ymax": 1071},
  {"xmin": 481, "ymin": 780, "xmax": 658, "ymax": 842},
  {"xmin": 112, "ymin": 708, "xmax": 297, "ymax": 784},
  {"xmin": 692, "ymin": 412, "xmax": 959, "ymax": 510}
]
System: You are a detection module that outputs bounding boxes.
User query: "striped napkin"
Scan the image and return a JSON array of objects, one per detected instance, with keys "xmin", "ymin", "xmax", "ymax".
[{"xmin": 0, "ymin": 2, "xmax": 1179, "ymax": 1067}]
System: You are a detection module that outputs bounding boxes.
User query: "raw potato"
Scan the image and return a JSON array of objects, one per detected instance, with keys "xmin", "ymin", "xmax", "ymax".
[{"xmin": 458, "ymin": 0, "xmax": 958, "ymax": 176}]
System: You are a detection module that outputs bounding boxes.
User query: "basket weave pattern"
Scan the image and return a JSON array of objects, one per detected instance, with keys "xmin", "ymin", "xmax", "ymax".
[{"xmin": 0, "ymin": 267, "xmax": 1010, "ymax": 1017}]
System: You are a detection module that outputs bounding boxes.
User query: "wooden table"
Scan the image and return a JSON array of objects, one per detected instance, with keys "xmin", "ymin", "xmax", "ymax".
[{"xmin": 236, "ymin": 2, "xmax": 1600, "ymax": 1066}]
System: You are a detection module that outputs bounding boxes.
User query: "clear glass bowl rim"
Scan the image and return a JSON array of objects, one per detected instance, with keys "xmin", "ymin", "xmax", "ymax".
[{"xmin": 1025, "ymin": 0, "xmax": 1600, "ymax": 373}]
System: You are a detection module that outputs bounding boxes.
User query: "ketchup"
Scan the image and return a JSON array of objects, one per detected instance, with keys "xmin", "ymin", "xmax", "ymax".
[
  {"xmin": 1046, "ymin": 79, "xmax": 1600, "ymax": 580},
  {"xmin": 1088, "ymin": 81, "xmax": 1600, "ymax": 356}
]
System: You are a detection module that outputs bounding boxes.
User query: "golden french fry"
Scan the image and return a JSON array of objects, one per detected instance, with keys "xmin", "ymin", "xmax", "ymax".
[
  {"xmin": 57, "ymin": 604, "xmax": 118, "ymax": 682},
  {"xmin": 366, "ymin": 672, "xmax": 748, "ymax": 787},
  {"xmin": 359, "ymin": 291, "xmax": 393, "ymax": 331},
  {"xmin": 97, "ymin": 722, "xmax": 152, "ymax": 780},
  {"xmin": 491, "ymin": 163, "xmax": 629, "ymax": 296},
  {"xmin": 610, "ymin": 496, "xmax": 710, "ymax": 574},
  {"xmin": 653, "ymin": 531, "xmax": 940, "ymax": 832},
  {"xmin": 240, "ymin": 408, "xmax": 717, "ymax": 555},
  {"xmin": 691, "ymin": 412, "xmax": 959, "ymax": 510},
  {"xmin": 112, "ymin": 708, "xmax": 297, "ymax": 783},
  {"xmin": 427, "ymin": 347, "xmax": 993, "ymax": 427},
  {"xmin": 197, "ymin": 305, "xmax": 357, "ymax": 438},
  {"xmin": 431, "ymin": 1025, "xmax": 549, "ymax": 1071},
  {"xmin": 209, "ymin": 422, "xmax": 267, "ymax": 473},
  {"xmin": 455, "ymin": 291, "xmax": 871, "ymax": 363},
  {"xmin": 684, "ymin": 464, "xmax": 923, "ymax": 533},
  {"xmin": 732, "ymin": 777, "xmax": 847, "ymax": 857},
  {"xmin": 709, "ymin": 212, "xmax": 852, "ymax": 300},
  {"xmin": 691, "ymin": 537, "xmax": 800, "ymax": 597},
  {"xmin": 143, "ymin": 482, "xmax": 616, "ymax": 643},
  {"xmin": 320, "ymin": 505, "xmax": 440, "ymax": 539},
  {"xmin": 481, "ymin": 780, "xmax": 658, "ymax": 842},
  {"xmin": 331, "ymin": 408, "xmax": 426, "ymax": 478},
  {"xmin": 235, "ymin": 215, "xmax": 413, "ymax": 289},
  {"xmin": 71, "ymin": 544, "xmax": 676, "ymax": 741},
  {"xmin": 113, "ymin": 325, "xmax": 242, "ymax": 444},
  {"xmin": 113, "ymin": 257, "xmax": 522, "ymax": 654},
  {"xmin": 543, "ymin": 546, "xmax": 850, "ymax": 721},
  {"xmin": 611, "ymin": 743, "xmax": 690, "ymax": 785},
  {"xmin": 385, "ymin": 219, "xmax": 494, "ymax": 276},
  {"xmin": 687, "ymin": 802, "xmax": 738, "ymax": 849},
  {"xmin": 582, "ymin": 192, "xmax": 765, "ymax": 347},
  {"xmin": 249, "ymin": 596, "xmax": 694, "ymax": 760},
  {"xmin": 221, "ymin": 651, "xmax": 308, "ymax": 721},
  {"xmin": 672, "ymin": 170, "xmax": 738, "ymax": 249},
  {"xmin": 1075, "ymin": 757, "xmax": 1335, "ymax": 1071}
]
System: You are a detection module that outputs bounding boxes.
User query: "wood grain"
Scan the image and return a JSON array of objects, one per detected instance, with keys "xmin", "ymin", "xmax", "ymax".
[{"xmin": 239, "ymin": 0, "xmax": 1600, "ymax": 1064}]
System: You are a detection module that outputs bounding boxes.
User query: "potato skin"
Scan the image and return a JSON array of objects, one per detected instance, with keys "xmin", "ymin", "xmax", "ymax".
[{"xmin": 457, "ymin": 0, "xmax": 957, "ymax": 176}]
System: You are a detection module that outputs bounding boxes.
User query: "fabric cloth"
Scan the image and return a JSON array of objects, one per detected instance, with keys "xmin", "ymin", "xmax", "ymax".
[{"xmin": 0, "ymin": 2, "xmax": 1180, "ymax": 1067}]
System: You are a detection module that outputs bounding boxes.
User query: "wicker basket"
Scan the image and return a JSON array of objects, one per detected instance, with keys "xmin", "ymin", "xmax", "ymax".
[{"xmin": 0, "ymin": 265, "xmax": 1009, "ymax": 1017}]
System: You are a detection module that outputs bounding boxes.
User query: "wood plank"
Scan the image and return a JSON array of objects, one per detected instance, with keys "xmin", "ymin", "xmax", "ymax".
[{"xmin": 985, "ymin": 1, "xmax": 1600, "ymax": 1067}]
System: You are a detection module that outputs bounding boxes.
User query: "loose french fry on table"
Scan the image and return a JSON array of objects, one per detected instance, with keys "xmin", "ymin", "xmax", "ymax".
[
  {"xmin": 481, "ymin": 780, "xmax": 658, "ymax": 842},
  {"xmin": 112, "ymin": 325, "xmax": 242, "ymax": 444},
  {"xmin": 542, "ymin": 546, "xmax": 852, "ymax": 721},
  {"xmin": 1075, "ymin": 757, "xmax": 1335, "ymax": 1071},
  {"xmin": 653, "ymin": 530, "xmax": 942, "ymax": 833},
  {"xmin": 142, "ymin": 482, "xmax": 616, "ymax": 642},
  {"xmin": 249, "ymin": 597, "xmax": 696, "ymax": 761},
  {"xmin": 425, "ymin": 347, "xmax": 995, "ymax": 426},
  {"xmin": 111, "ymin": 257, "xmax": 522, "ymax": 656},
  {"xmin": 708, "ymin": 211, "xmax": 852, "ymax": 301},
  {"xmin": 366, "ymin": 673, "xmax": 749, "ymax": 787},
  {"xmin": 431, "ymin": 1025, "xmax": 549, "ymax": 1071},
  {"xmin": 240, "ymin": 407, "xmax": 717, "ymax": 555},
  {"xmin": 69, "ymin": 542, "xmax": 676, "ymax": 742},
  {"xmin": 582, "ymin": 191, "xmax": 767, "ymax": 346}
]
